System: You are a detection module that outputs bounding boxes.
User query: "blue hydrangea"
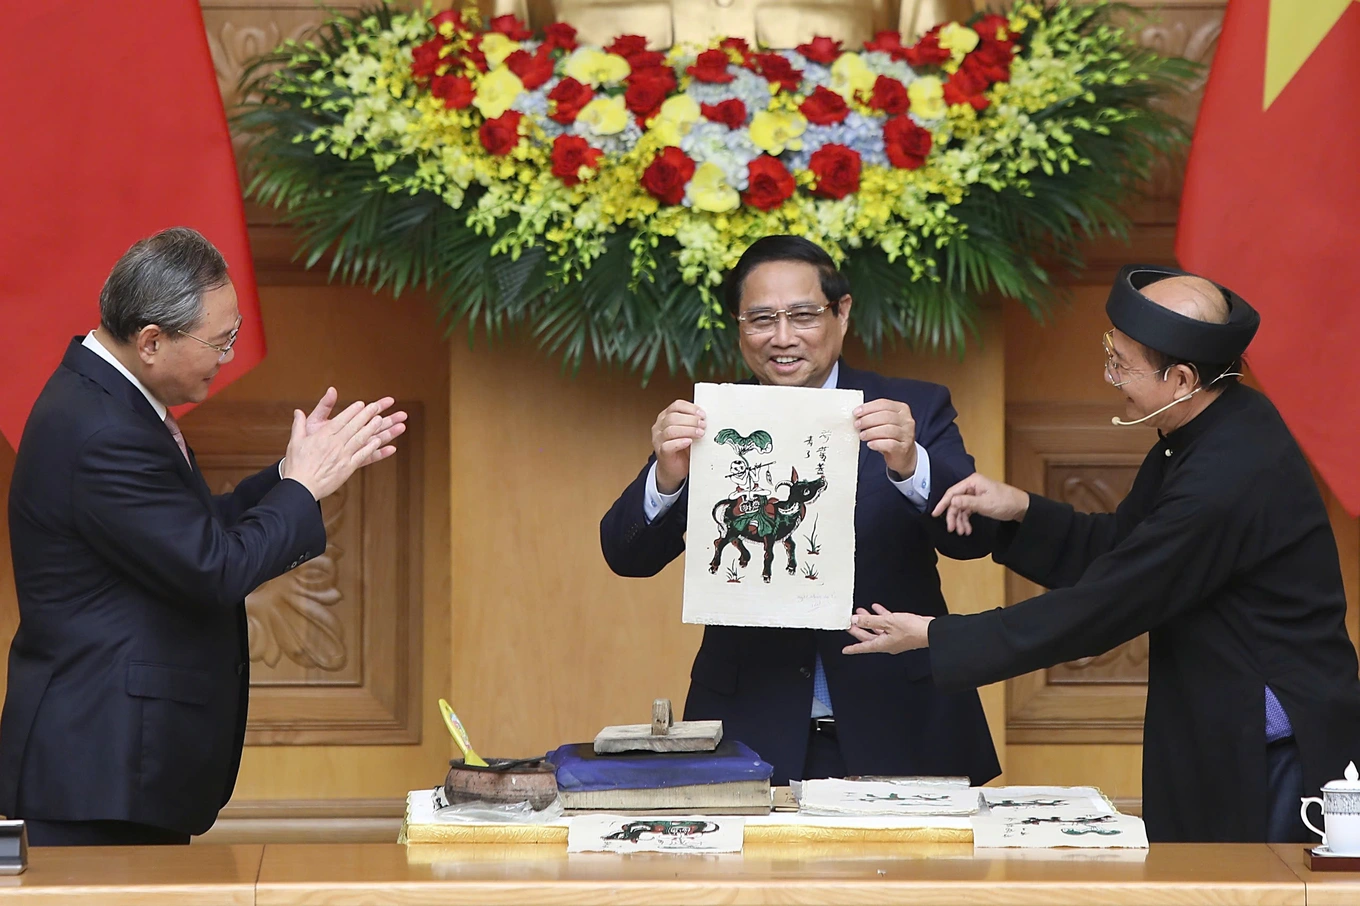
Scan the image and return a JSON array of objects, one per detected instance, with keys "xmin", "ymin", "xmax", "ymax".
[
  {"xmin": 785, "ymin": 112, "xmax": 887, "ymax": 169},
  {"xmin": 515, "ymin": 88, "xmax": 551, "ymax": 118},
  {"xmin": 518, "ymin": 79, "xmax": 570, "ymax": 143},
  {"xmin": 783, "ymin": 51, "xmax": 831, "ymax": 91},
  {"xmin": 572, "ymin": 115, "xmax": 644, "ymax": 155},
  {"xmin": 680, "ymin": 121, "xmax": 761, "ymax": 190},
  {"xmin": 861, "ymin": 52, "xmax": 919, "ymax": 86}
]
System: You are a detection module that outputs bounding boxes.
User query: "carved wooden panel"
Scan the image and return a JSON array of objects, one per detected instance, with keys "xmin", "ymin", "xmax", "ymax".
[
  {"xmin": 1005, "ymin": 403, "xmax": 1159, "ymax": 743},
  {"xmin": 1042, "ymin": 464, "xmax": 1147, "ymax": 685},
  {"xmin": 182, "ymin": 402, "xmax": 424, "ymax": 745}
]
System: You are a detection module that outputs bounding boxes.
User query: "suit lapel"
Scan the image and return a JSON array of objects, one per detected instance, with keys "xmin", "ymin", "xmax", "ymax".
[
  {"xmin": 183, "ymin": 443, "xmax": 216, "ymax": 508},
  {"xmin": 833, "ymin": 361, "xmax": 875, "ymax": 477},
  {"xmin": 63, "ymin": 339, "xmax": 215, "ymax": 509}
]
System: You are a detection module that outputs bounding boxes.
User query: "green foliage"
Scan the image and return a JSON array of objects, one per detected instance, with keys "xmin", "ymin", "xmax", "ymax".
[{"xmin": 233, "ymin": 2, "xmax": 1197, "ymax": 382}]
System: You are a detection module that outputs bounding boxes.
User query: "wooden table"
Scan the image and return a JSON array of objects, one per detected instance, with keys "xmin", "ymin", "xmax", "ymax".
[
  {"xmin": 2, "ymin": 841, "xmax": 1351, "ymax": 904},
  {"xmin": 254, "ymin": 842, "xmax": 1304, "ymax": 905},
  {"xmin": 1271, "ymin": 842, "xmax": 1360, "ymax": 906},
  {"xmin": 0, "ymin": 843, "xmax": 262, "ymax": 905}
]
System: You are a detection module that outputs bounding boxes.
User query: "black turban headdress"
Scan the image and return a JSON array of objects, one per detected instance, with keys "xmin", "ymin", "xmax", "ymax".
[{"xmin": 1106, "ymin": 264, "xmax": 1259, "ymax": 362}]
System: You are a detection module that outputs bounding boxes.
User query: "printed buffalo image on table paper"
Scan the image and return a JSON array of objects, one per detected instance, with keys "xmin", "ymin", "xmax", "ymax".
[
  {"xmin": 683, "ymin": 383, "xmax": 861, "ymax": 630},
  {"xmin": 567, "ymin": 815, "xmax": 745, "ymax": 854}
]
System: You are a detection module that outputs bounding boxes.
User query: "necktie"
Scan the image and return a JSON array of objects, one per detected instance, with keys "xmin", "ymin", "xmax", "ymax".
[
  {"xmin": 164, "ymin": 412, "xmax": 190, "ymax": 464},
  {"xmin": 813, "ymin": 653, "xmax": 833, "ymax": 713}
]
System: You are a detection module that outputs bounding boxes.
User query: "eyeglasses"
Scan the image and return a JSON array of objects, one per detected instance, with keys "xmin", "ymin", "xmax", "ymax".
[
  {"xmin": 1102, "ymin": 328, "xmax": 1164, "ymax": 388},
  {"xmin": 737, "ymin": 304, "xmax": 831, "ymax": 336},
  {"xmin": 180, "ymin": 315, "xmax": 242, "ymax": 363}
]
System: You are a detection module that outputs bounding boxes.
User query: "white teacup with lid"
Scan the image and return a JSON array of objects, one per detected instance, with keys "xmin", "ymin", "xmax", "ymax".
[{"xmin": 1301, "ymin": 761, "xmax": 1360, "ymax": 855}]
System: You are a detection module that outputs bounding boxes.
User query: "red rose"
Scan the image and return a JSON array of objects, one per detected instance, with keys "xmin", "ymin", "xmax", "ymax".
[
  {"xmin": 971, "ymin": 14, "xmax": 1014, "ymax": 48},
  {"xmin": 807, "ymin": 143, "xmax": 861, "ymax": 199},
  {"xmin": 551, "ymin": 135, "xmax": 603, "ymax": 185},
  {"xmin": 606, "ymin": 35, "xmax": 649, "ymax": 57},
  {"xmin": 641, "ymin": 146, "xmax": 697, "ymax": 205},
  {"xmin": 430, "ymin": 10, "xmax": 465, "ymax": 33},
  {"xmin": 479, "ymin": 110, "xmax": 523, "ymax": 156},
  {"xmin": 863, "ymin": 30, "xmax": 908, "ymax": 60},
  {"xmin": 943, "ymin": 66, "xmax": 989, "ymax": 110},
  {"xmin": 627, "ymin": 64, "xmax": 675, "ymax": 92},
  {"xmin": 904, "ymin": 26, "xmax": 951, "ymax": 67},
  {"xmin": 742, "ymin": 156, "xmax": 795, "ymax": 210},
  {"xmin": 701, "ymin": 99, "xmax": 747, "ymax": 129},
  {"xmin": 965, "ymin": 40, "xmax": 1015, "ymax": 84},
  {"xmin": 883, "ymin": 116, "xmax": 932, "ymax": 169},
  {"xmin": 687, "ymin": 49, "xmax": 735, "ymax": 83},
  {"xmin": 430, "ymin": 74, "xmax": 474, "ymax": 109},
  {"xmin": 867, "ymin": 75, "xmax": 909, "ymax": 115},
  {"xmin": 748, "ymin": 52, "xmax": 803, "ymax": 93},
  {"xmin": 799, "ymin": 85, "xmax": 849, "ymax": 125},
  {"xmin": 623, "ymin": 49, "xmax": 668, "ymax": 71},
  {"xmin": 796, "ymin": 36, "xmax": 842, "ymax": 65},
  {"xmin": 544, "ymin": 22, "xmax": 578, "ymax": 52},
  {"xmin": 489, "ymin": 14, "xmax": 533, "ymax": 40},
  {"xmin": 625, "ymin": 76, "xmax": 670, "ymax": 120},
  {"xmin": 411, "ymin": 37, "xmax": 447, "ymax": 81},
  {"xmin": 547, "ymin": 77, "xmax": 593, "ymax": 124},
  {"xmin": 720, "ymin": 37, "xmax": 753, "ymax": 65},
  {"xmin": 505, "ymin": 47, "xmax": 554, "ymax": 89}
]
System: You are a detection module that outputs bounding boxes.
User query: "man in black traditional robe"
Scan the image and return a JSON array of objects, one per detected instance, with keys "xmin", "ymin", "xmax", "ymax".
[{"xmin": 843, "ymin": 264, "xmax": 1360, "ymax": 843}]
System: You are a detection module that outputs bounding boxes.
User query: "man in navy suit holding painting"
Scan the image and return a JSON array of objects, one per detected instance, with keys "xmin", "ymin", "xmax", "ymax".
[{"xmin": 600, "ymin": 235, "xmax": 999, "ymax": 784}]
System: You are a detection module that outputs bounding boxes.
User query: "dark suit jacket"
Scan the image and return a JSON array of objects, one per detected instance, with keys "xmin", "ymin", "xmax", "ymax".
[
  {"xmin": 599, "ymin": 363, "xmax": 1001, "ymax": 785},
  {"xmin": 0, "ymin": 338, "xmax": 325, "ymax": 835}
]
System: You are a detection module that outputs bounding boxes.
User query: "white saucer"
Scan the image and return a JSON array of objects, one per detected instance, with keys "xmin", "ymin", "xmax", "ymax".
[{"xmin": 1311, "ymin": 845, "xmax": 1360, "ymax": 857}]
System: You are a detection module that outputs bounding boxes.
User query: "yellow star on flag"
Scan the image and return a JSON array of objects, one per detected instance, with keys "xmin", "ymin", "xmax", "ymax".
[{"xmin": 1264, "ymin": 0, "xmax": 1356, "ymax": 109}]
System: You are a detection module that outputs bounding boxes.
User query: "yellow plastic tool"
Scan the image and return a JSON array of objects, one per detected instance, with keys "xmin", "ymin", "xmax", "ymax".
[{"xmin": 438, "ymin": 698, "xmax": 488, "ymax": 767}]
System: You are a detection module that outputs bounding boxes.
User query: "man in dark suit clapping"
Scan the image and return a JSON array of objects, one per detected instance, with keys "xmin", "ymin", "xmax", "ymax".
[
  {"xmin": 0, "ymin": 227, "xmax": 406, "ymax": 845},
  {"xmin": 599, "ymin": 235, "xmax": 999, "ymax": 785}
]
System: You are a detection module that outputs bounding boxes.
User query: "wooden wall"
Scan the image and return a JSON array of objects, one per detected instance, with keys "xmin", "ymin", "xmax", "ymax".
[{"xmin": 441, "ymin": 318, "xmax": 1008, "ymax": 766}]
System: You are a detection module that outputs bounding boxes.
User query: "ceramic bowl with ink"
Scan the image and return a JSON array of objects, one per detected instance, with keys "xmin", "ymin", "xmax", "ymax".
[
  {"xmin": 1302, "ymin": 761, "xmax": 1360, "ymax": 856},
  {"xmin": 443, "ymin": 757, "xmax": 559, "ymax": 811}
]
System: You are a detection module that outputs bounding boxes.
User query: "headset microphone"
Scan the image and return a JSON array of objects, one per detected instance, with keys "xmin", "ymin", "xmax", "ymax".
[{"xmin": 1111, "ymin": 389, "xmax": 1201, "ymax": 427}]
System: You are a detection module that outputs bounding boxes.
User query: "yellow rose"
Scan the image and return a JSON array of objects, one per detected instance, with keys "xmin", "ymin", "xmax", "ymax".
[
  {"xmin": 748, "ymin": 110, "xmax": 807, "ymax": 156},
  {"xmin": 937, "ymin": 23, "xmax": 980, "ymax": 57},
  {"xmin": 473, "ymin": 67, "xmax": 525, "ymax": 120},
  {"xmin": 687, "ymin": 162, "xmax": 739, "ymax": 213},
  {"xmin": 479, "ymin": 33, "xmax": 521, "ymax": 70},
  {"xmin": 577, "ymin": 96, "xmax": 629, "ymax": 137},
  {"xmin": 908, "ymin": 76, "xmax": 946, "ymax": 120},
  {"xmin": 563, "ymin": 48, "xmax": 631, "ymax": 88},
  {"xmin": 829, "ymin": 52, "xmax": 876, "ymax": 102}
]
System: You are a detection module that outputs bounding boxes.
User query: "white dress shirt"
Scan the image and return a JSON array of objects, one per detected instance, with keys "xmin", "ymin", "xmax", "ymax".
[
  {"xmin": 82, "ymin": 332, "xmax": 168, "ymax": 419},
  {"xmin": 643, "ymin": 362, "xmax": 932, "ymax": 521}
]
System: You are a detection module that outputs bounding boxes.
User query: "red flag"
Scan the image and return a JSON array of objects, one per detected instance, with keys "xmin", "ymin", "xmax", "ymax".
[
  {"xmin": 1177, "ymin": 0, "xmax": 1360, "ymax": 512},
  {"xmin": 0, "ymin": 0, "xmax": 264, "ymax": 449}
]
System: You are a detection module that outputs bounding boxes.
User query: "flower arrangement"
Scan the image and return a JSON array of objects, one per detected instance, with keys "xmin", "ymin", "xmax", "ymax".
[{"xmin": 236, "ymin": 1, "xmax": 1194, "ymax": 379}]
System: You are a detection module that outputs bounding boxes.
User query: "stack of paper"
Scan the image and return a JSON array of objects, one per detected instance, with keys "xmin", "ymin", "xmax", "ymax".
[
  {"xmin": 797, "ymin": 779, "xmax": 982, "ymax": 817},
  {"xmin": 972, "ymin": 785, "xmax": 1147, "ymax": 849}
]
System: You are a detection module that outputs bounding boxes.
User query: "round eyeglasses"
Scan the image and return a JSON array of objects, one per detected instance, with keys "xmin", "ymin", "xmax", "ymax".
[
  {"xmin": 179, "ymin": 315, "xmax": 242, "ymax": 363},
  {"xmin": 1102, "ymin": 328, "xmax": 1164, "ymax": 388}
]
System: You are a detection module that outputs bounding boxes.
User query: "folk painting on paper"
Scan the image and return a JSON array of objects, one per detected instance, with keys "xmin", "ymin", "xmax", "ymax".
[{"xmin": 682, "ymin": 382, "xmax": 860, "ymax": 630}]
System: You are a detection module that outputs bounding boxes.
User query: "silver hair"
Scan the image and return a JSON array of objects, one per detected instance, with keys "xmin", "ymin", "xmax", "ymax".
[{"xmin": 98, "ymin": 227, "xmax": 230, "ymax": 342}]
